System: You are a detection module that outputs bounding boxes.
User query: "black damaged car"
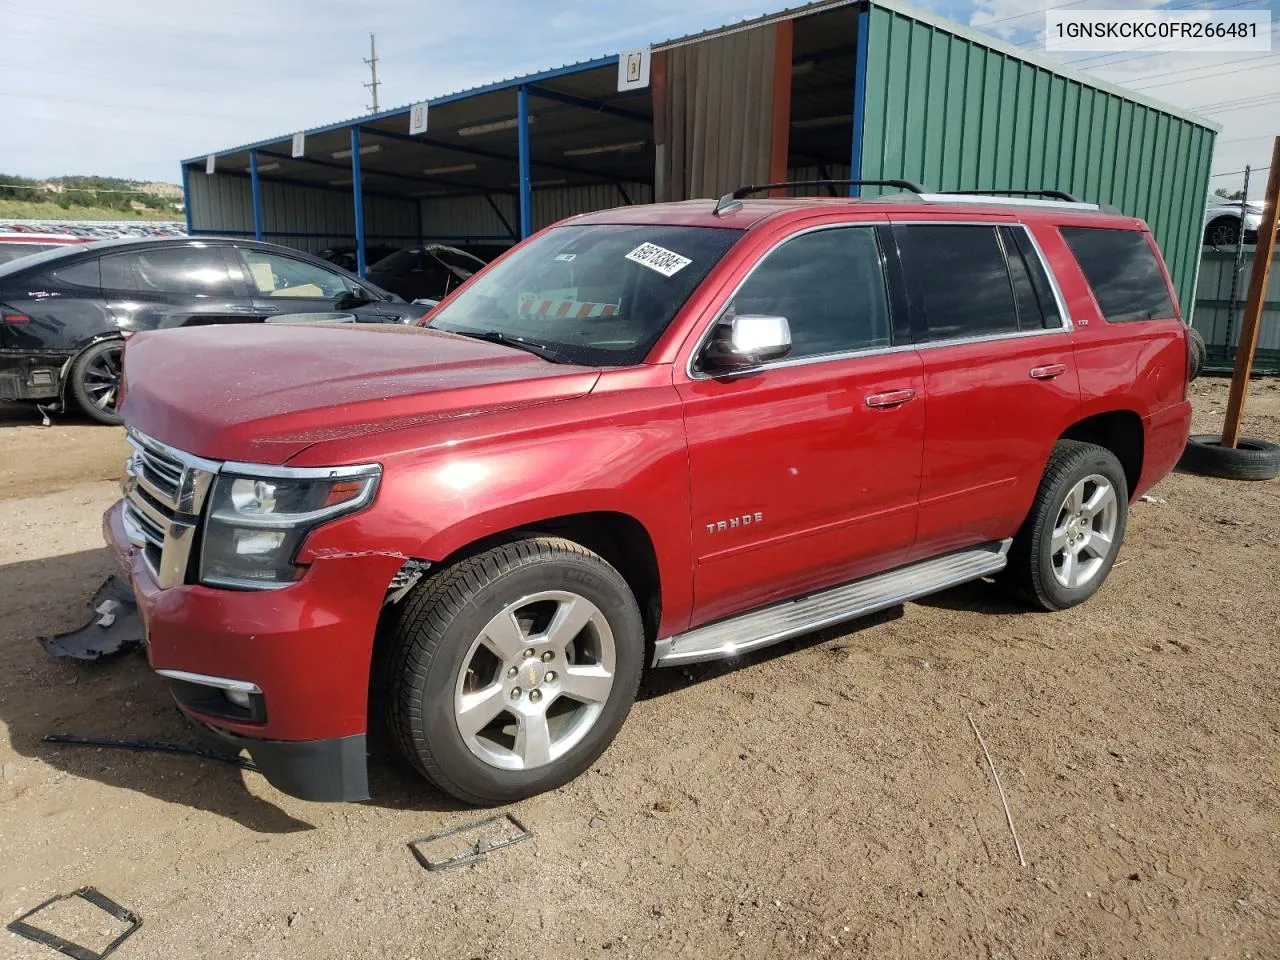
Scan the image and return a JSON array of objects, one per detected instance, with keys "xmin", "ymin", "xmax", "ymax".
[{"xmin": 0, "ymin": 237, "xmax": 429, "ymax": 424}]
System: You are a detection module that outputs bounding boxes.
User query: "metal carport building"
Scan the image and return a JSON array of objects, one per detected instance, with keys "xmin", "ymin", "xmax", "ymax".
[{"xmin": 184, "ymin": 0, "xmax": 1218, "ymax": 313}]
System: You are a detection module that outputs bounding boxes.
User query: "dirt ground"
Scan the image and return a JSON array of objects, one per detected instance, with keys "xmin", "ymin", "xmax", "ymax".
[{"xmin": 0, "ymin": 379, "xmax": 1277, "ymax": 960}]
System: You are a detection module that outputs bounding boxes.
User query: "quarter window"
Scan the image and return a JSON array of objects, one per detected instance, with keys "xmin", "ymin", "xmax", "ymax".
[
  {"xmin": 1060, "ymin": 226, "xmax": 1175, "ymax": 322},
  {"xmin": 239, "ymin": 249, "xmax": 352, "ymax": 299},
  {"xmin": 729, "ymin": 227, "xmax": 891, "ymax": 360},
  {"xmin": 894, "ymin": 224, "xmax": 1020, "ymax": 342}
]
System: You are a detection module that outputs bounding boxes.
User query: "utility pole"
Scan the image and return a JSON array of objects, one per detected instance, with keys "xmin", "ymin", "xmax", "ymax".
[
  {"xmin": 1221, "ymin": 136, "xmax": 1280, "ymax": 448},
  {"xmin": 364, "ymin": 33, "xmax": 380, "ymax": 114}
]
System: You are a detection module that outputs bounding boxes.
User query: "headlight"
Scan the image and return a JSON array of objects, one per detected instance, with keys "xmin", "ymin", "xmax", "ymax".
[{"xmin": 199, "ymin": 464, "xmax": 380, "ymax": 589}]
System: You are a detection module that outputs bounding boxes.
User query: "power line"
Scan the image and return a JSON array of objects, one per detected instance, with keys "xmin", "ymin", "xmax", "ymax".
[
  {"xmin": 1212, "ymin": 166, "xmax": 1270, "ymax": 178},
  {"xmin": 1123, "ymin": 53, "xmax": 1277, "ymax": 88},
  {"xmin": 1218, "ymin": 134, "xmax": 1280, "ymax": 146}
]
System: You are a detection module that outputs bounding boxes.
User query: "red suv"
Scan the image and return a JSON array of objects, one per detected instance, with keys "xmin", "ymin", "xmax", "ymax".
[{"xmin": 105, "ymin": 183, "xmax": 1192, "ymax": 805}]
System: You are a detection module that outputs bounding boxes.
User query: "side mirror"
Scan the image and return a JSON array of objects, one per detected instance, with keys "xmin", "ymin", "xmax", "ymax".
[{"xmin": 703, "ymin": 314, "xmax": 792, "ymax": 371}]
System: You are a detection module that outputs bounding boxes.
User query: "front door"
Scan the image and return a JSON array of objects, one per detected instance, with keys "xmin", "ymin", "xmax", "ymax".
[
  {"xmin": 234, "ymin": 247, "xmax": 375, "ymax": 321},
  {"xmin": 676, "ymin": 225, "xmax": 925, "ymax": 627}
]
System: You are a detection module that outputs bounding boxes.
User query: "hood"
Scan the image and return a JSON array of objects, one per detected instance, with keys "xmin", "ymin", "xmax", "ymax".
[{"xmin": 119, "ymin": 323, "xmax": 600, "ymax": 463}]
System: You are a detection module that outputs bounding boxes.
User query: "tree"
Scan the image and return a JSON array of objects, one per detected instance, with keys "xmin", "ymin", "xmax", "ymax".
[{"xmin": 1214, "ymin": 188, "xmax": 1246, "ymax": 201}]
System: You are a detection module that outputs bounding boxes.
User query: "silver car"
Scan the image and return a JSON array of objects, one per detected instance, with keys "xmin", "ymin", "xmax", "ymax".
[{"xmin": 1203, "ymin": 195, "xmax": 1265, "ymax": 247}]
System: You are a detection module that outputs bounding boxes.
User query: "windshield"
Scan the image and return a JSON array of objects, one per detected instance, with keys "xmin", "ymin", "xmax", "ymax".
[
  {"xmin": 428, "ymin": 224, "xmax": 743, "ymax": 366},
  {"xmin": 370, "ymin": 248, "xmax": 417, "ymax": 273}
]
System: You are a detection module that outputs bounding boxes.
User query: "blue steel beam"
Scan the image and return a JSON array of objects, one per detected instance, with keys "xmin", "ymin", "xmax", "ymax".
[
  {"xmin": 848, "ymin": 7, "xmax": 870, "ymax": 197},
  {"xmin": 257, "ymin": 148, "xmax": 515, "ymax": 196},
  {"xmin": 193, "ymin": 167, "xmax": 405, "ymax": 203},
  {"xmin": 180, "ymin": 55, "xmax": 619, "ymax": 166},
  {"xmin": 181, "ymin": 163, "xmax": 193, "ymax": 234},
  {"xmin": 359, "ymin": 126, "xmax": 632, "ymax": 185},
  {"xmin": 249, "ymin": 150, "xmax": 264, "ymax": 241},
  {"xmin": 517, "ymin": 85, "xmax": 532, "ymax": 239},
  {"xmin": 524, "ymin": 84, "xmax": 651, "ymax": 124},
  {"xmin": 484, "ymin": 194, "xmax": 518, "ymax": 240},
  {"xmin": 351, "ymin": 127, "xmax": 366, "ymax": 278}
]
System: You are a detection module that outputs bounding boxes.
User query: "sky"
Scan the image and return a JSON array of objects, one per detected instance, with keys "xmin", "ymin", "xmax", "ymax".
[{"xmin": 2, "ymin": 0, "xmax": 1277, "ymax": 198}]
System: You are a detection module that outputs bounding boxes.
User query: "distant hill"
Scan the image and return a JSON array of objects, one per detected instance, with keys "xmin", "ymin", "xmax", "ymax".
[{"xmin": 0, "ymin": 174, "xmax": 182, "ymax": 219}]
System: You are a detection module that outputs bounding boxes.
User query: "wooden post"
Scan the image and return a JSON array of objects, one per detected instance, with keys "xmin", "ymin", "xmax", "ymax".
[{"xmin": 1221, "ymin": 136, "xmax": 1280, "ymax": 448}]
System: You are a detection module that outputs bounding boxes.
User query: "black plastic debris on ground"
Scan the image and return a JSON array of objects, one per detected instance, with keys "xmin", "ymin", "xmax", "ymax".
[
  {"xmin": 43, "ymin": 734, "xmax": 258, "ymax": 771},
  {"xmin": 39, "ymin": 577, "xmax": 143, "ymax": 661},
  {"xmin": 408, "ymin": 813, "xmax": 532, "ymax": 871},
  {"xmin": 6, "ymin": 887, "xmax": 141, "ymax": 960}
]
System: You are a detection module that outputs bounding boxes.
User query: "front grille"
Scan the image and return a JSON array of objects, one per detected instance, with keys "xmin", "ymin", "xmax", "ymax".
[{"xmin": 122, "ymin": 430, "xmax": 221, "ymax": 588}]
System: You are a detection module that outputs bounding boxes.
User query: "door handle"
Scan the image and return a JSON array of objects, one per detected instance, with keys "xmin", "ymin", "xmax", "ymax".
[
  {"xmin": 865, "ymin": 388, "xmax": 917, "ymax": 409},
  {"xmin": 1029, "ymin": 363, "xmax": 1067, "ymax": 380}
]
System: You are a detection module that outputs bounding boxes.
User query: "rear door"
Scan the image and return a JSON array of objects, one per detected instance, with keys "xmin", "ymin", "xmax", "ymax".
[
  {"xmin": 888, "ymin": 221, "xmax": 1082, "ymax": 559},
  {"xmin": 100, "ymin": 244, "xmax": 252, "ymax": 331},
  {"xmin": 676, "ymin": 222, "xmax": 926, "ymax": 626}
]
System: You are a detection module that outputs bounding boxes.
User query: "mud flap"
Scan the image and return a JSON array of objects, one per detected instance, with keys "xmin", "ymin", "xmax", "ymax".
[{"xmin": 39, "ymin": 577, "xmax": 144, "ymax": 660}]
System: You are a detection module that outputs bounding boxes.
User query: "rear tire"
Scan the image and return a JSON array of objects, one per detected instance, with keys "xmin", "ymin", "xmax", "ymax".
[
  {"xmin": 69, "ymin": 339, "xmax": 124, "ymax": 425},
  {"xmin": 383, "ymin": 537, "xmax": 644, "ymax": 805},
  {"xmin": 1002, "ymin": 440, "xmax": 1129, "ymax": 611}
]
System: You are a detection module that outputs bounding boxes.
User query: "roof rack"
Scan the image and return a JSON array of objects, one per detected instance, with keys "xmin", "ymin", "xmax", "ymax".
[
  {"xmin": 713, "ymin": 179, "xmax": 926, "ymax": 216},
  {"xmin": 938, "ymin": 188, "xmax": 1082, "ymax": 202}
]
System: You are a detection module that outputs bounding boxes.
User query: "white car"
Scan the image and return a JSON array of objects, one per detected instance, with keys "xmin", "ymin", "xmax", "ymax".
[{"xmin": 1203, "ymin": 196, "xmax": 1265, "ymax": 247}]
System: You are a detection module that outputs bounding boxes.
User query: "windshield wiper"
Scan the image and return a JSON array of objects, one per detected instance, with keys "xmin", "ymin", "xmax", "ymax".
[{"xmin": 455, "ymin": 330, "xmax": 574, "ymax": 364}]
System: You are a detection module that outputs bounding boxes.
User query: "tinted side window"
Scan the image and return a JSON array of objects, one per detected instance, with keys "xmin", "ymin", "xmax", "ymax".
[
  {"xmin": 894, "ymin": 224, "xmax": 1019, "ymax": 342},
  {"xmin": 103, "ymin": 247, "xmax": 235, "ymax": 296},
  {"xmin": 999, "ymin": 227, "xmax": 1047, "ymax": 330},
  {"xmin": 25, "ymin": 258, "xmax": 101, "ymax": 292},
  {"xmin": 1060, "ymin": 227, "xmax": 1175, "ymax": 322},
  {"xmin": 1010, "ymin": 227, "xmax": 1062, "ymax": 327},
  {"xmin": 730, "ymin": 227, "xmax": 891, "ymax": 360}
]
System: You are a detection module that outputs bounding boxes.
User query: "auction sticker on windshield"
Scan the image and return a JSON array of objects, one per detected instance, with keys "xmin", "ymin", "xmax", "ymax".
[{"xmin": 625, "ymin": 242, "xmax": 692, "ymax": 277}]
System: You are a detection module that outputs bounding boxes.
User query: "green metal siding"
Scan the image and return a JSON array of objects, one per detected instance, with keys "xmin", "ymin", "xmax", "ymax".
[{"xmin": 857, "ymin": 3, "xmax": 1217, "ymax": 318}]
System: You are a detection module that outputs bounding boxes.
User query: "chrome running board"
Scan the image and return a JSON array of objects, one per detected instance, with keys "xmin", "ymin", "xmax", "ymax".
[{"xmin": 653, "ymin": 540, "xmax": 1012, "ymax": 667}]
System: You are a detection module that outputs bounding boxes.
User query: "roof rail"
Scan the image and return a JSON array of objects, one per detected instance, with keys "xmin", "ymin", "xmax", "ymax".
[
  {"xmin": 938, "ymin": 188, "xmax": 1082, "ymax": 202},
  {"xmin": 713, "ymin": 179, "xmax": 926, "ymax": 216}
]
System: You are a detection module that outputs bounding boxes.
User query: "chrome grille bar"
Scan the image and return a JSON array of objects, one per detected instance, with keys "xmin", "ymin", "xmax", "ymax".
[{"xmin": 122, "ymin": 429, "xmax": 222, "ymax": 589}]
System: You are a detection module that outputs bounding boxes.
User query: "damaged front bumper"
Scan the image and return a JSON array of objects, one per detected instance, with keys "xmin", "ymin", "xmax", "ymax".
[{"xmin": 100, "ymin": 500, "xmax": 403, "ymax": 802}]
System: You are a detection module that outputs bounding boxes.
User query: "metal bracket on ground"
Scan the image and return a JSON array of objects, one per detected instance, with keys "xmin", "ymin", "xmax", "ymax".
[
  {"xmin": 407, "ymin": 813, "xmax": 532, "ymax": 871},
  {"xmin": 6, "ymin": 886, "xmax": 142, "ymax": 960}
]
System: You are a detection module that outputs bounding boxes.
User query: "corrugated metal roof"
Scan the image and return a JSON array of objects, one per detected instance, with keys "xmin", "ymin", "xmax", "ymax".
[
  {"xmin": 183, "ymin": 54, "xmax": 619, "ymax": 164},
  {"xmin": 188, "ymin": 0, "xmax": 1216, "ymax": 167}
]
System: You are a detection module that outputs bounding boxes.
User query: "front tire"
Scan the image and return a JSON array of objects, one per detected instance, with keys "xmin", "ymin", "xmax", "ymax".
[
  {"xmin": 69, "ymin": 339, "xmax": 124, "ymax": 425},
  {"xmin": 1002, "ymin": 441, "xmax": 1129, "ymax": 611},
  {"xmin": 384, "ymin": 537, "xmax": 644, "ymax": 805}
]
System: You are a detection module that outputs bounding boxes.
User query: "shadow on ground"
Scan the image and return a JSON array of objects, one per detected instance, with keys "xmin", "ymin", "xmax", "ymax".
[{"xmin": 1, "ymin": 544, "xmax": 1036, "ymax": 830}]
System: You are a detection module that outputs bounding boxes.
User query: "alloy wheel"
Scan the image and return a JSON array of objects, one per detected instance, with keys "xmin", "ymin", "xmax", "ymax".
[
  {"xmin": 1050, "ymin": 474, "xmax": 1119, "ymax": 589},
  {"xmin": 81, "ymin": 343, "xmax": 123, "ymax": 413},
  {"xmin": 453, "ymin": 590, "xmax": 616, "ymax": 771}
]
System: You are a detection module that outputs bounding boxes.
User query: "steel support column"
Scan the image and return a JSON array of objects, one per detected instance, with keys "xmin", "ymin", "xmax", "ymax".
[
  {"xmin": 848, "ymin": 7, "xmax": 871, "ymax": 197},
  {"xmin": 249, "ymin": 149, "xmax": 264, "ymax": 241},
  {"xmin": 517, "ymin": 85, "xmax": 532, "ymax": 239},
  {"xmin": 181, "ymin": 163, "xmax": 193, "ymax": 234},
  {"xmin": 351, "ymin": 126, "xmax": 367, "ymax": 277}
]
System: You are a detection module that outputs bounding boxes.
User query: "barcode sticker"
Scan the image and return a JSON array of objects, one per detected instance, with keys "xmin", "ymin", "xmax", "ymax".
[{"xmin": 625, "ymin": 242, "xmax": 692, "ymax": 277}]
